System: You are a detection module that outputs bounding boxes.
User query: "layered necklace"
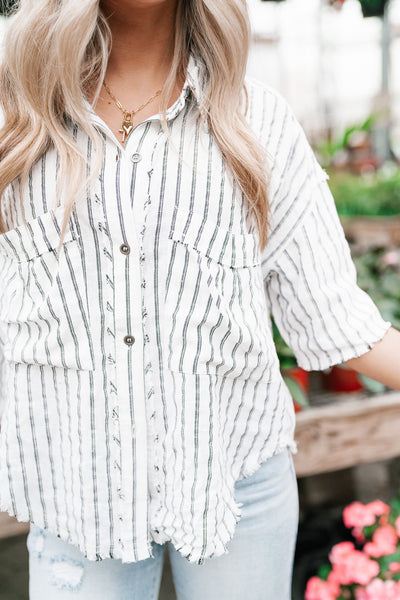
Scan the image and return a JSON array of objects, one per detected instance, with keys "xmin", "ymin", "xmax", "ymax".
[{"xmin": 102, "ymin": 80, "xmax": 163, "ymax": 143}]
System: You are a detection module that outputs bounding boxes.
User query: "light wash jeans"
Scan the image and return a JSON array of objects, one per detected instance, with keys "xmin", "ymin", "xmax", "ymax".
[{"xmin": 27, "ymin": 446, "xmax": 299, "ymax": 600}]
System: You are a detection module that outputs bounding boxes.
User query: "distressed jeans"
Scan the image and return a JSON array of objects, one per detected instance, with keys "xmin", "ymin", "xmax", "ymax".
[{"xmin": 27, "ymin": 446, "xmax": 299, "ymax": 600}]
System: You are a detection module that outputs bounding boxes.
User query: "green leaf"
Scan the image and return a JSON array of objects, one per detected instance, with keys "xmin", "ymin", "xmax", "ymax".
[
  {"xmin": 328, "ymin": 170, "xmax": 400, "ymax": 217},
  {"xmin": 364, "ymin": 523, "xmax": 377, "ymax": 536},
  {"xmin": 378, "ymin": 550, "xmax": 400, "ymax": 573},
  {"xmin": 317, "ymin": 564, "xmax": 332, "ymax": 581},
  {"xmin": 283, "ymin": 375, "xmax": 309, "ymax": 407},
  {"xmin": 358, "ymin": 374, "xmax": 387, "ymax": 394}
]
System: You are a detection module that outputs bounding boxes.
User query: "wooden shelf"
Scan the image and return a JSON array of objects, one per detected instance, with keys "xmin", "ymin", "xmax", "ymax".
[
  {"xmin": 0, "ymin": 512, "xmax": 29, "ymax": 539},
  {"xmin": 293, "ymin": 390, "xmax": 400, "ymax": 478}
]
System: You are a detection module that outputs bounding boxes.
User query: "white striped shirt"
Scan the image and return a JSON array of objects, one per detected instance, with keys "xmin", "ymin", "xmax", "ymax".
[{"xmin": 0, "ymin": 55, "xmax": 391, "ymax": 565}]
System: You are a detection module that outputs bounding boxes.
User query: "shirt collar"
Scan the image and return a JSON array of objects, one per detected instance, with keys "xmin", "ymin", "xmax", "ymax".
[{"xmin": 83, "ymin": 52, "xmax": 206, "ymax": 141}]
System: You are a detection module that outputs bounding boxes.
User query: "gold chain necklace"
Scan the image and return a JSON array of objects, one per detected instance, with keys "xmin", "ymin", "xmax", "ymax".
[{"xmin": 102, "ymin": 80, "xmax": 162, "ymax": 143}]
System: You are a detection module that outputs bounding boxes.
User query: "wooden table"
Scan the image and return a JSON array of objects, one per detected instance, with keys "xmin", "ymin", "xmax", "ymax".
[{"xmin": 293, "ymin": 390, "xmax": 400, "ymax": 477}]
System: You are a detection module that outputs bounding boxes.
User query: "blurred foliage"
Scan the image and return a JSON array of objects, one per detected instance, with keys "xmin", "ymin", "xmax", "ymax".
[
  {"xmin": 353, "ymin": 247, "xmax": 400, "ymax": 330},
  {"xmin": 317, "ymin": 115, "xmax": 377, "ymax": 169},
  {"xmin": 271, "ymin": 319, "xmax": 310, "ymax": 407},
  {"xmin": 328, "ymin": 168, "xmax": 400, "ymax": 216},
  {"xmin": 358, "ymin": 0, "xmax": 389, "ymax": 17},
  {"xmin": 272, "ymin": 319, "xmax": 297, "ymax": 370}
]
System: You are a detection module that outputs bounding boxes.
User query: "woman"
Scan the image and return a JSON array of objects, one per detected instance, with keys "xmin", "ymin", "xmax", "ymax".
[{"xmin": 0, "ymin": 1, "xmax": 399, "ymax": 599}]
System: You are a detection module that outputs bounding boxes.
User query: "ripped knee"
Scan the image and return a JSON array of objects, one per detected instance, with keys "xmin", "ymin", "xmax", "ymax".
[{"xmin": 49, "ymin": 555, "xmax": 85, "ymax": 591}]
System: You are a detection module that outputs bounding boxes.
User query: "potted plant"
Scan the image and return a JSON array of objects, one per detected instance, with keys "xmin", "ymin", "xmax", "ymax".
[
  {"xmin": 272, "ymin": 320, "xmax": 309, "ymax": 412},
  {"xmin": 316, "ymin": 115, "xmax": 381, "ymax": 175},
  {"xmin": 328, "ymin": 0, "xmax": 389, "ymax": 17},
  {"xmin": 325, "ymin": 167, "xmax": 400, "ymax": 250},
  {"xmin": 321, "ymin": 363, "xmax": 365, "ymax": 393},
  {"xmin": 305, "ymin": 494, "xmax": 400, "ymax": 600}
]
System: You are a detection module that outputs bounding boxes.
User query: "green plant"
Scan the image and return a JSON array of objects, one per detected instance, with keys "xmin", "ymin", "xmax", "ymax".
[
  {"xmin": 283, "ymin": 373, "xmax": 309, "ymax": 409},
  {"xmin": 353, "ymin": 247, "xmax": 400, "ymax": 330},
  {"xmin": 316, "ymin": 115, "xmax": 378, "ymax": 169},
  {"xmin": 272, "ymin": 319, "xmax": 296, "ymax": 369},
  {"xmin": 328, "ymin": 169, "xmax": 400, "ymax": 217},
  {"xmin": 272, "ymin": 320, "xmax": 310, "ymax": 408},
  {"xmin": 329, "ymin": 0, "xmax": 389, "ymax": 18}
]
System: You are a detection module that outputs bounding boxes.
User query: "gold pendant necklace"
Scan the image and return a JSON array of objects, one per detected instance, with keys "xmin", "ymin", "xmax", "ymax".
[{"xmin": 103, "ymin": 80, "xmax": 163, "ymax": 143}]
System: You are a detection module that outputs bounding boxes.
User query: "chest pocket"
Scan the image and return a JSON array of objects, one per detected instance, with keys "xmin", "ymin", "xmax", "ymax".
[
  {"xmin": 0, "ymin": 205, "xmax": 94, "ymax": 371},
  {"xmin": 163, "ymin": 210, "xmax": 273, "ymax": 382}
]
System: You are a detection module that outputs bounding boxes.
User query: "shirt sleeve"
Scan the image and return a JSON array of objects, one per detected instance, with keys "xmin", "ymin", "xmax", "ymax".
[
  {"xmin": 260, "ymin": 90, "xmax": 391, "ymax": 371},
  {"xmin": 264, "ymin": 174, "xmax": 391, "ymax": 371}
]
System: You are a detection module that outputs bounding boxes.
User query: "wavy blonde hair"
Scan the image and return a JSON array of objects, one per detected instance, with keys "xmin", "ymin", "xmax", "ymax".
[{"xmin": 0, "ymin": 0, "xmax": 270, "ymax": 255}]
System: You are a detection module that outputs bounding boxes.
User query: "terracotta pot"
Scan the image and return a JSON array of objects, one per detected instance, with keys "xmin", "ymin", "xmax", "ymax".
[
  {"xmin": 321, "ymin": 364, "xmax": 363, "ymax": 393},
  {"xmin": 286, "ymin": 366, "xmax": 310, "ymax": 393},
  {"xmin": 282, "ymin": 367, "xmax": 310, "ymax": 412}
]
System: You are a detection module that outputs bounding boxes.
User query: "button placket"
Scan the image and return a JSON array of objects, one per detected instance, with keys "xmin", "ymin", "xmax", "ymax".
[
  {"xmin": 95, "ymin": 190, "xmax": 123, "ymax": 525},
  {"xmin": 138, "ymin": 164, "xmax": 164, "ymax": 530}
]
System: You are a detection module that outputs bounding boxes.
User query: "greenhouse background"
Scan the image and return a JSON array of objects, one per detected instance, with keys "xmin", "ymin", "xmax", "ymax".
[{"xmin": 1, "ymin": 1, "xmax": 400, "ymax": 599}]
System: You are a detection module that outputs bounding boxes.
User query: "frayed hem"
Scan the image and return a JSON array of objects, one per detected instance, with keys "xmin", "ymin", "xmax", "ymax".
[
  {"xmin": 297, "ymin": 321, "xmax": 392, "ymax": 372},
  {"xmin": 0, "ymin": 501, "xmax": 30, "ymax": 525},
  {"xmin": 0, "ymin": 502, "xmax": 153, "ymax": 564},
  {"xmin": 235, "ymin": 442, "xmax": 297, "ymax": 483},
  {"xmin": 165, "ymin": 500, "xmax": 243, "ymax": 565}
]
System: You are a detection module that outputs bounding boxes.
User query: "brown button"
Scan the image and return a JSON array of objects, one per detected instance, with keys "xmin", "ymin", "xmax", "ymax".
[
  {"xmin": 124, "ymin": 335, "xmax": 135, "ymax": 346},
  {"xmin": 120, "ymin": 243, "xmax": 130, "ymax": 255}
]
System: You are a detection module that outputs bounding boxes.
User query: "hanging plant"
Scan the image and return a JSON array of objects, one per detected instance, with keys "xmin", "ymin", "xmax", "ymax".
[
  {"xmin": 359, "ymin": 0, "xmax": 389, "ymax": 16},
  {"xmin": 0, "ymin": 0, "xmax": 16, "ymax": 15},
  {"xmin": 329, "ymin": 0, "xmax": 389, "ymax": 17}
]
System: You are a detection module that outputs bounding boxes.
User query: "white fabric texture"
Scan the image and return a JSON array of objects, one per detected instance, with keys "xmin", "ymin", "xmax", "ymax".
[{"xmin": 0, "ymin": 54, "xmax": 391, "ymax": 565}]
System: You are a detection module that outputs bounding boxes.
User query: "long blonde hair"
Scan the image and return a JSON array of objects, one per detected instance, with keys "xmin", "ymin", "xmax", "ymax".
[{"xmin": 0, "ymin": 0, "xmax": 270, "ymax": 254}]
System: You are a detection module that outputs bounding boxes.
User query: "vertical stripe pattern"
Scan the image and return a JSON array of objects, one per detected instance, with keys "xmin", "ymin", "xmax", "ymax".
[{"xmin": 0, "ymin": 55, "xmax": 391, "ymax": 565}]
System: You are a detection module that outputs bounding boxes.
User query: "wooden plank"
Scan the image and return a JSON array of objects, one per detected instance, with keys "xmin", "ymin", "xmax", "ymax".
[
  {"xmin": 341, "ymin": 216, "xmax": 400, "ymax": 249},
  {"xmin": 293, "ymin": 391, "xmax": 400, "ymax": 477},
  {"xmin": 0, "ymin": 511, "xmax": 29, "ymax": 539}
]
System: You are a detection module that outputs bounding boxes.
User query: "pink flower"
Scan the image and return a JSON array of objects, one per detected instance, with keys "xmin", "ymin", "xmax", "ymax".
[
  {"xmin": 355, "ymin": 578, "xmax": 400, "ymax": 600},
  {"xmin": 382, "ymin": 251, "xmax": 399, "ymax": 266},
  {"xmin": 328, "ymin": 544, "xmax": 379, "ymax": 586},
  {"xmin": 353, "ymin": 526, "xmax": 366, "ymax": 544},
  {"xmin": 343, "ymin": 502, "xmax": 378, "ymax": 530},
  {"xmin": 395, "ymin": 516, "xmax": 400, "ymax": 537},
  {"xmin": 329, "ymin": 541, "xmax": 356, "ymax": 563},
  {"xmin": 364, "ymin": 525, "xmax": 398, "ymax": 558},
  {"xmin": 366, "ymin": 500, "xmax": 391, "ymax": 517},
  {"xmin": 355, "ymin": 587, "xmax": 369, "ymax": 600},
  {"xmin": 380, "ymin": 515, "xmax": 390, "ymax": 526},
  {"xmin": 305, "ymin": 576, "xmax": 339, "ymax": 600},
  {"xmin": 389, "ymin": 561, "xmax": 400, "ymax": 572}
]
